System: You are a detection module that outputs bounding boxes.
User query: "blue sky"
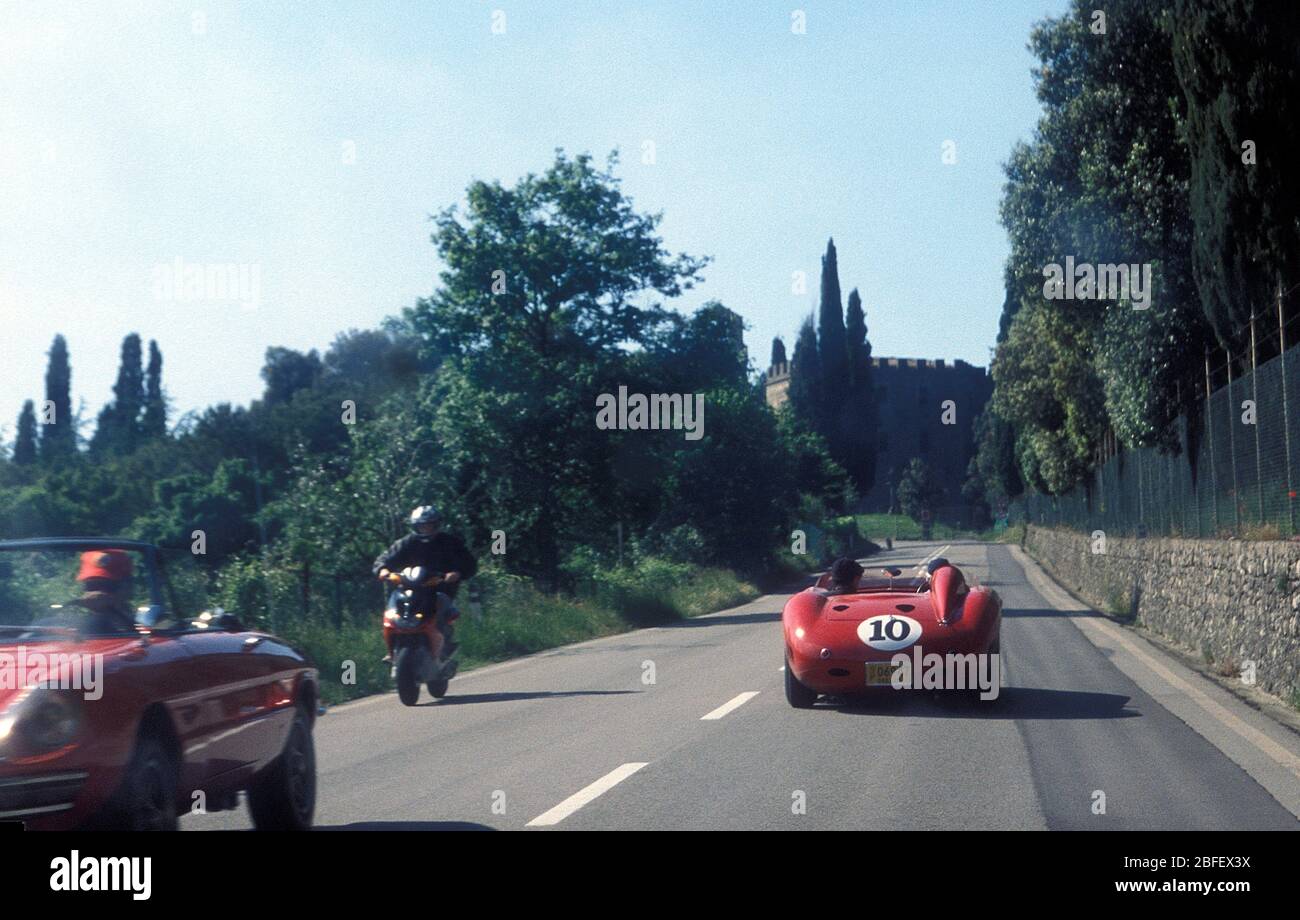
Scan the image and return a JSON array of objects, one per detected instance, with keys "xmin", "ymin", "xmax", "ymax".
[{"xmin": 0, "ymin": 0, "xmax": 1066, "ymax": 443}]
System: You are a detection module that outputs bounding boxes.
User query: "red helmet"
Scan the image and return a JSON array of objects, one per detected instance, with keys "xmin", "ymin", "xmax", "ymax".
[{"xmin": 77, "ymin": 549, "xmax": 134, "ymax": 582}]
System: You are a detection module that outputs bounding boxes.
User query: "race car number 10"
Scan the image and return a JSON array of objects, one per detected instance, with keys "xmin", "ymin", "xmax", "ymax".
[{"xmin": 857, "ymin": 614, "xmax": 923, "ymax": 651}]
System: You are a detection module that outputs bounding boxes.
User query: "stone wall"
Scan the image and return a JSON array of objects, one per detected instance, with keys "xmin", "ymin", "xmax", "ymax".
[{"xmin": 1024, "ymin": 525, "xmax": 1300, "ymax": 700}]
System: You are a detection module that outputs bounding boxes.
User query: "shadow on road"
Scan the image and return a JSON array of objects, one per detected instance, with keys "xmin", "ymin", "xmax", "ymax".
[
  {"xmin": 424, "ymin": 689, "xmax": 640, "ymax": 706},
  {"xmin": 1001, "ymin": 606, "xmax": 1090, "ymax": 619},
  {"xmin": 831, "ymin": 686, "xmax": 1137, "ymax": 721},
  {"xmin": 667, "ymin": 611, "xmax": 782, "ymax": 628},
  {"xmin": 314, "ymin": 821, "xmax": 495, "ymax": 831}
]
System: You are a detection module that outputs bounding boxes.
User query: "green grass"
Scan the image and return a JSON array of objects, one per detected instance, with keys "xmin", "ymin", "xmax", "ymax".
[
  {"xmin": 292, "ymin": 559, "xmax": 760, "ymax": 706},
  {"xmin": 851, "ymin": 513, "xmax": 973, "ymax": 543}
]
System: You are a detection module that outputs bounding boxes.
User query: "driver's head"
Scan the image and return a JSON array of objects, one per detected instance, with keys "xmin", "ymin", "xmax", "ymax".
[
  {"xmin": 830, "ymin": 557, "xmax": 864, "ymax": 589},
  {"xmin": 409, "ymin": 505, "xmax": 443, "ymax": 541},
  {"xmin": 925, "ymin": 557, "xmax": 950, "ymax": 576},
  {"xmin": 77, "ymin": 549, "xmax": 134, "ymax": 598}
]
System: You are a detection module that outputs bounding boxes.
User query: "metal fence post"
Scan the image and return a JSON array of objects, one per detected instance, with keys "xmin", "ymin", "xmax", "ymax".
[
  {"xmin": 1206, "ymin": 351, "xmax": 1218, "ymax": 536},
  {"xmin": 1250, "ymin": 311, "xmax": 1264, "ymax": 527},
  {"xmin": 1226, "ymin": 349, "xmax": 1241, "ymax": 534},
  {"xmin": 1279, "ymin": 280, "xmax": 1296, "ymax": 536}
]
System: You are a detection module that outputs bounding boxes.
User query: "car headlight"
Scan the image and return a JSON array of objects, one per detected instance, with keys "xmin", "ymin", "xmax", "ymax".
[{"xmin": 0, "ymin": 689, "xmax": 83, "ymax": 756}]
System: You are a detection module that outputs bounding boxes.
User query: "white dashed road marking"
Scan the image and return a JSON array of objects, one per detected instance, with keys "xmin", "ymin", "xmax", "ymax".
[
  {"xmin": 701, "ymin": 691, "xmax": 760, "ymax": 720},
  {"xmin": 526, "ymin": 762, "xmax": 649, "ymax": 827}
]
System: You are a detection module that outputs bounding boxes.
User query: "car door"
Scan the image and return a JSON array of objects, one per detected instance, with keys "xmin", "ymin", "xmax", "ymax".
[
  {"xmin": 173, "ymin": 626, "xmax": 301, "ymax": 778},
  {"xmin": 171, "ymin": 629, "xmax": 273, "ymax": 782}
]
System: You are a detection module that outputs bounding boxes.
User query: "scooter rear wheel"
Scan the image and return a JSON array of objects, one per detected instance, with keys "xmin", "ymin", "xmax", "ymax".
[{"xmin": 428, "ymin": 678, "xmax": 449, "ymax": 698}]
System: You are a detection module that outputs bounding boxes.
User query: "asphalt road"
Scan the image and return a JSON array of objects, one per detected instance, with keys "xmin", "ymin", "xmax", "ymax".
[{"xmin": 186, "ymin": 540, "xmax": 1300, "ymax": 831}]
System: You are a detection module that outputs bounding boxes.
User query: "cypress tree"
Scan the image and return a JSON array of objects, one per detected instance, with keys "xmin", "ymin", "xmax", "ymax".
[
  {"xmin": 13, "ymin": 401, "xmax": 38, "ymax": 465},
  {"xmin": 817, "ymin": 239, "xmax": 847, "ymax": 425},
  {"xmin": 845, "ymin": 288, "xmax": 877, "ymax": 492},
  {"xmin": 770, "ymin": 337, "xmax": 787, "ymax": 368},
  {"xmin": 41, "ymin": 334, "xmax": 76, "ymax": 461},
  {"xmin": 91, "ymin": 333, "xmax": 145, "ymax": 454},
  {"xmin": 142, "ymin": 340, "xmax": 167, "ymax": 438},
  {"xmin": 788, "ymin": 316, "xmax": 823, "ymax": 430}
]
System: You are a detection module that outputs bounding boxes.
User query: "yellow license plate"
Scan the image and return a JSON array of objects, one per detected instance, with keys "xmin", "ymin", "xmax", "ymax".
[{"xmin": 865, "ymin": 662, "xmax": 895, "ymax": 687}]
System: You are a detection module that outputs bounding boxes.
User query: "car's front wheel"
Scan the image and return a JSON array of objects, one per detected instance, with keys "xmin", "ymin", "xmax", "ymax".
[
  {"xmin": 784, "ymin": 656, "xmax": 817, "ymax": 708},
  {"xmin": 104, "ymin": 734, "xmax": 179, "ymax": 831},
  {"xmin": 247, "ymin": 707, "xmax": 316, "ymax": 831}
]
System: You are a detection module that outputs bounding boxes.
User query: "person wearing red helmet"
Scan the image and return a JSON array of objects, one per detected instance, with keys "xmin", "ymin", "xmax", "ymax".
[{"xmin": 72, "ymin": 549, "xmax": 138, "ymax": 634}]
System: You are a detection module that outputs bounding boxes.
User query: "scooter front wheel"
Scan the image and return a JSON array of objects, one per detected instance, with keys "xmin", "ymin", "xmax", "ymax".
[{"xmin": 394, "ymin": 647, "xmax": 421, "ymax": 706}]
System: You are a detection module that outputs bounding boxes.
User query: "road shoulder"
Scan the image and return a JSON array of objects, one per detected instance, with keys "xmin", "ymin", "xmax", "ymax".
[{"xmin": 1009, "ymin": 543, "xmax": 1300, "ymax": 819}]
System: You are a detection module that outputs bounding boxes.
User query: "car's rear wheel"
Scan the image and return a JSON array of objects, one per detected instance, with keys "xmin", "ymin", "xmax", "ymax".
[
  {"xmin": 394, "ymin": 646, "xmax": 421, "ymax": 706},
  {"xmin": 247, "ymin": 707, "xmax": 316, "ymax": 831},
  {"xmin": 784, "ymin": 656, "xmax": 817, "ymax": 708},
  {"xmin": 103, "ymin": 734, "xmax": 178, "ymax": 831}
]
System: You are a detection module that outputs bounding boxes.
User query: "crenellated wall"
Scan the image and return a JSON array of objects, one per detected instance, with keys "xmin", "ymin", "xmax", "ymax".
[
  {"xmin": 1024, "ymin": 524, "xmax": 1300, "ymax": 700},
  {"xmin": 762, "ymin": 356, "xmax": 992, "ymax": 512}
]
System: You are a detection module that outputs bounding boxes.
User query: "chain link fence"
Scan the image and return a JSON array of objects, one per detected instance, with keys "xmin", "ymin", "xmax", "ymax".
[{"xmin": 1012, "ymin": 330, "xmax": 1300, "ymax": 539}]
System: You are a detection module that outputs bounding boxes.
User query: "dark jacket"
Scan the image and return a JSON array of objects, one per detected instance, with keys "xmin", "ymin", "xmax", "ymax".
[{"xmin": 372, "ymin": 532, "xmax": 478, "ymax": 593}]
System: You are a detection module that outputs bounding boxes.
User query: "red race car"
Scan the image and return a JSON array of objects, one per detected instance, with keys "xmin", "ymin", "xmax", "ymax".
[
  {"xmin": 0, "ymin": 538, "xmax": 319, "ymax": 830},
  {"xmin": 783, "ymin": 556, "xmax": 1002, "ymax": 707}
]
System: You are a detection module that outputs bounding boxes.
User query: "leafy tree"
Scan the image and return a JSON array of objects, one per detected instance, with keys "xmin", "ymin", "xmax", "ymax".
[
  {"xmin": 322, "ymin": 328, "xmax": 422, "ymax": 387},
  {"xmin": 646, "ymin": 301, "xmax": 749, "ymax": 392},
  {"xmin": 773, "ymin": 407, "xmax": 854, "ymax": 513},
  {"xmin": 993, "ymin": 0, "xmax": 1214, "ymax": 488},
  {"xmin": 1170, "ymin": 0, "xmax": 1300, "ymax": 348},
  {"xmin": 656, "ymin": 387, "xmax": 797, "ymax": 567},
  {"xmin": 132, "ymin": 459, "xmax": 265, "ymax": 562},
  {"xmin": 965, "ymin": 406, "xmax": 1023, "ymax": 511},
  {"xmin": 770, "ymin": 337, "xmax": 786, "ymax": 368},
  {"xmin": 261, "ymin": 347, "xmax": 322, "ymax": 406},
  {"xmin": 13, "ymin": 402, "xmax": 38, "ymax": 466},
  {"xmin": 404, "ymin": 150, "xmax": 709, "ymax": 587},
  {"xmin": 41, "ymin": 335, "xmax": 76, "ymax": 461},
  {"xmin": 896, "ymin": 457, "xmax": 942, "ymax": 521}
]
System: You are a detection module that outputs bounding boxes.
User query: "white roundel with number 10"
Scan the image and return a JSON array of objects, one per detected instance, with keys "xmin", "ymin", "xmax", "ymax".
[{"xmin": 857, "ymin": 614, "xmax": 923, "ymax": 651}]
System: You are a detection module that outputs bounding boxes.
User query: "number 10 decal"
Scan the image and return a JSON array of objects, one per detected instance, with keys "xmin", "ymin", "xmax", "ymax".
[{"xmin": 857, "ymin": 614, "xmax": 922, "ymax": 651}]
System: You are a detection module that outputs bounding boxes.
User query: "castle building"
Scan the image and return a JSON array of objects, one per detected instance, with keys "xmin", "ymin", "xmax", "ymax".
[{"xmin": 762, "ymin": 357, "xmax": 992, "ymax": 512}]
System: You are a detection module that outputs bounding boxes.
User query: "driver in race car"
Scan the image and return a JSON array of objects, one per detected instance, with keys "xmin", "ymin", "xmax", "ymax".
[
  {"xmin": 826, "ymin": 557, "xmax": 865, "ymax": 594},
  {"xmin": 373, "ymin": 505, "xmax": 477, "ymax": 661},
  {"xmin": 72, "ymin": 549, "xmax": 138, "ymax": 635}
]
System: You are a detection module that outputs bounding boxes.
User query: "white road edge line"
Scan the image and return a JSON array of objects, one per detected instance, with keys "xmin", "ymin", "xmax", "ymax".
[
  {"xmin": 1011, "ymin": 545, "xmax": 1300, "ymax": 787},
  {"xmin": 701, "ymin": 691, "xmax": 760, "ymax": 720},
  {"xmin": 525, "ymin": 762, "xmax": 649, "ymax": 827}
]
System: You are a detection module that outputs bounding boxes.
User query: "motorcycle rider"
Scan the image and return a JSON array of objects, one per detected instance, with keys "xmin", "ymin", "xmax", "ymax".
[{"xmin": 373, "ymin": 506, "xmax": 477, "ymax": 662}]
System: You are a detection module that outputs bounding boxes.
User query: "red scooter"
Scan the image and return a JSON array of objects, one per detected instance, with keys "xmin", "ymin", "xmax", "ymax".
[{"xmin": 381, "ymin": 567, "xmax": 457, "ymax": 706}]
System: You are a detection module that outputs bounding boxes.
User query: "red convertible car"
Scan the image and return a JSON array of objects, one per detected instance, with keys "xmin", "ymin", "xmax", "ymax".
[
  {"xmin": 783, "ymin": 556, "xmax": 1002, "ymax": 707},
  {"xmin": 0, "ymin": 538, "xmax": 319, "ymax": 830}
]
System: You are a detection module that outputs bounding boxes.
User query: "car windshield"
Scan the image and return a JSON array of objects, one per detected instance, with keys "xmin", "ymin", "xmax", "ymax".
[{"xmin": 0, "ymin": 546, "xmax": 156, "ymax": 640}]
